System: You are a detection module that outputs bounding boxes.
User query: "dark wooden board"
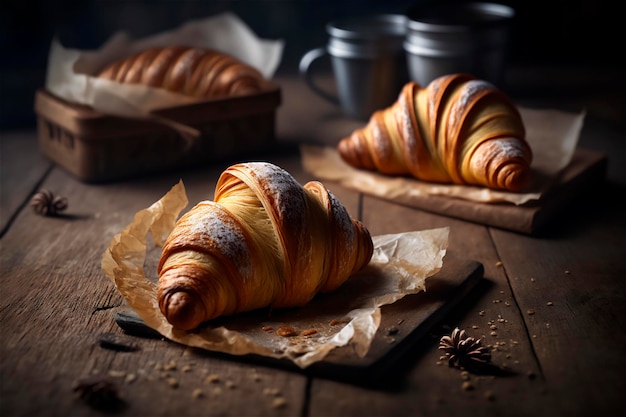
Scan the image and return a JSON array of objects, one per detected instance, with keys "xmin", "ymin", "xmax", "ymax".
[
  {"xmin": 309, "ymin": 257, "xmax": 484, "ymax": 383},
  {"xmin": 115, "ymin": 257, "xmax": 484, "ymax": 385}
]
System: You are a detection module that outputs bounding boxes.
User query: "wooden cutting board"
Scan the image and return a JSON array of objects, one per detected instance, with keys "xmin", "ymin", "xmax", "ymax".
[{"xmin": 115, "ymin": 257, "xmax": 484, "ymax": 384}]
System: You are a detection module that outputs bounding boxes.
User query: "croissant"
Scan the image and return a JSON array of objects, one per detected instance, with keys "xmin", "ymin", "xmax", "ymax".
[
  {"xmin": 157, "ymin": 162, "xmax": 374, "ymax": 330},
  {"xmin": 338, "ymin": 73, "xmax": 532, "ymax": 192},
  {"xmin": 97, "ymin": 46, "xmax": 268, "ymax": 98}
]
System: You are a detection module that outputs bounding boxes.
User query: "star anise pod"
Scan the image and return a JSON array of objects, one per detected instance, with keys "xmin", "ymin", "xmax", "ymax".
[
  {"xmin": 439, "ymin": 327, "xmax": 491, "ymax": 371},
  {"xmin": 73, "ymin": 377, "xmax": 125, "ymax": 411},
  {"xmin": 30, "ymin": 189, "xmax": 68, "ymax": 216}
]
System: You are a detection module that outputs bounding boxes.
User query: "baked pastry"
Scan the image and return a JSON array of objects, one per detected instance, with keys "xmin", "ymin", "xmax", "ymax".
[
  {"xmin": 338, "ymin": 74, "xmax": 532, "ymax": 192},
  {"xmin": 157, "ymin": 162, "xmax": 374, "ymax": 330},
  {"xmin": 97, "ymin": 46, "xmax": 268, "ymax": 98}
]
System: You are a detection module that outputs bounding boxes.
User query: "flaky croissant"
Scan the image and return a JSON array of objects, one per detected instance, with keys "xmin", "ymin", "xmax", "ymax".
[
  {"xmin": 338, "ymin": 74, "xmax": 532, "ymax": 192},
  {"xmin": 157, "ymin": 162, "xmax": 374, "ymax": 330},
  {"xmin": 97, "ymin": 46, "xmax": 267, "ymax": 98}
]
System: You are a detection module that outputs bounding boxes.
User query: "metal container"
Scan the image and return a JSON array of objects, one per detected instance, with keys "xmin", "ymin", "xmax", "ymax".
[
  {"xmin": 404, "ymin": 2, "xmax": 515, "ymax": 87},
  {"xmin": 299, "ymin": 14, "xmax": 408, "ymax": 120}
]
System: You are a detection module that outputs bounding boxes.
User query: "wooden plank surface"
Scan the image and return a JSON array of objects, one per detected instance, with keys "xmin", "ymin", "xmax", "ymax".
[
  {"xmin": 1, "ymin": 74, "xmax": 625, "ymax": 417},
  {"xmin": 0, "ymin": 129, "xmax": 52, "ymax": 236},
  {"xmin": 0, "ymin": 151, "xmax": 314, "ymax": 417}
]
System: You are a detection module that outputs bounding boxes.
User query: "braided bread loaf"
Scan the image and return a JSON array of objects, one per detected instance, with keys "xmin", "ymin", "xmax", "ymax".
[
  {"xmin": 157, "ymin": 162, "xmax": 374, "ymax": 330},
  {"xmin": 338, "ymin": 74, "xmax": 532, "ymax": 192},
  {"xmin": 97, "ymin": 46, "xmax": 268, "ymax": 98}
]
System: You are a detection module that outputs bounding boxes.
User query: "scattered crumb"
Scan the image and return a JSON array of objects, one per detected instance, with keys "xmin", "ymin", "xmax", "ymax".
[
  {"xmin": 530, "ymin": 277, "xmax": 536, "ymax": 282},
  {"xmin": 495, "ymin": 261, "xmax": 503, "ymax": 267},
  {"xmin": 108, "ymin": 370, "xmax": 126, "ymax": 378},
  {"xmin": 225, "ymin": 380, "xmax": 237, "ymax": 389},
  {"xmin": 386, "ymin": 326, "xmax": 399, "ymax": 336},
  {"xmin": 490, "ymin": 325, "xmax": 497, "ymax": 330},
  {"xmin": 462, "ymin": 381, "xmax": 474, "ymax": 391},
  {"xmin": 163, "ymin": 361, "xmax": 177, "ymax": 371},
  {"xmin": 472, "ymin": 325, "xmax": 479, "ymax": 329},
  {"xmin": 192, "ymin": 388, "xmax": 204, "ymax": 399},
  {"xmin": 205, "ymin": 374, "xmax": 220, "ymax": 384},
  {"xmin": 397, "ymin": 319, "xmax": 404, "ymax": 325},
  {"xmin": 478, "ymin": 310, "xmax": 485, "ymax": 316},
  {"xmin": 527, "ymin": 309, "xmax": 535, "ymax": 315},
  {"xmin": 272, "ymin": 397, "xmax": 287, "ymax": 409},
  {"xmin": 504, "ymin": 301, "xmax": 511, "ymax": 307},
  {"xmin": 263, "ymin": 387, "xmax": 281, "ymax": 397},
  {"xmin": 546, "ymin": 301, "xmax": 554, "ymax": 306},
  {"xmin": 301, "ymin": 328, "xmax": 317, "ymax": 336},
  {"xmin": 490, "ymin": 331, "xmax": 497, "ymax": 336},
  {"xmin": 276, "ymin": 326, "xmax": 297, "ymax": 337},
  {"xmin": 182, "ymin": 365, "xmax": 192, "ymax": 373},
  {"xmin": 436, "ymin": 361, "xmax": 443, "ymax": 366},
  {"xmin": 564, "ymin": 270, "xmax": 571, "ymax": 275},
  {"xmin": 167, "ymin": 378, "xmax": 179, "ymax": 388},
  {"xmin": 124, "ymin": 373, "xmax": 136, "ymax": 384},
  {"xmin": 262, "ymin": 326, "xmax": 273, "ymax": 331},
  {"xmin": 460, "ymin": 371, "xmax": 470, "ymax": 381}
]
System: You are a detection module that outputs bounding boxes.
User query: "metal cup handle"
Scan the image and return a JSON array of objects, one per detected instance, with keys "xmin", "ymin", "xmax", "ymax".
[{"xmin": 298, "ymin": 47, "xmax": 339, "ymax": 106}]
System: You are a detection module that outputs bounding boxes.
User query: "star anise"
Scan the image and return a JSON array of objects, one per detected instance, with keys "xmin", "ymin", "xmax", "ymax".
[
  {"xmin": 73, "ymin": 376, "xmax": 125, "ymax": 412},
  {"xmin": 30, "ymin": 189, "xmax": 68, "ymax": 216},
  {"xmin": 439, "ymin": 327, "xmax": 491, "ymax": 371}
]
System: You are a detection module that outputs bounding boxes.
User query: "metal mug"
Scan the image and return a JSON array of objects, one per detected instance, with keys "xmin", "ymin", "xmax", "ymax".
[
  {"xmin": 299, "ymin": 14, "xmax": 408, "ymax": 120},
  {"xmin": 404, "ymin": 2, "xmax": 515, "ymax": 88}
]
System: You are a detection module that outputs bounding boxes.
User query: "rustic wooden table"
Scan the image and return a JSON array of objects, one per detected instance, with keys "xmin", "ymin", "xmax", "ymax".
[{"xmin": 1, "ymin": 73, "xmax": 625, "ymax": 416}]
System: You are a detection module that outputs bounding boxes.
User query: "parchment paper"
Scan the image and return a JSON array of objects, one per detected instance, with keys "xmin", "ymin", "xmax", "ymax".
[
  {"xmin": 45, "ymin": 12, "xmax": 284, "ymax": 120},
  {"xmin": 302, "ymin": 107, "xmax": 585, "ymax": 205},
  {"xmin": 101, "ymin": 181, "xmax": 448, "ymax": 368}
]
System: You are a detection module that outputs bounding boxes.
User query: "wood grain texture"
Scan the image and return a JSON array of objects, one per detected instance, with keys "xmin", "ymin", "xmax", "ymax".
[
  {"xmin": 307, "ymin": 195, "xmax": 560, "ymax": 416},
  {"xmin": 0, "ymin": 155, "xmax": 311, "ymax": 417},
  {"xmin": 2, "ymin": 73, "xmax": 625, "ymax": 416},
  {"xmin": 0, "ymin": 130, "xmax": 51, "ymax": 236}
]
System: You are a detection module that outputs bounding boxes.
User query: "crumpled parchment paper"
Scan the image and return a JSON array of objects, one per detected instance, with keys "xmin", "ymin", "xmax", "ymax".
[
  {"xmin": 101, "ymin": 181, "xmax": 449, "ymax": 368},
  {"xmin": 45, "ymin": 12, "xmax": 284, "ymax": 120},
  {"xmin": 301, "ymin": 106, "xmax": 585, "ymax": 205}
]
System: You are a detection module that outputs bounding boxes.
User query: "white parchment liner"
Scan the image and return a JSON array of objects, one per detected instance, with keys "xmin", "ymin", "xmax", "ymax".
[
  {"xmin": 101, "ymin": 181, "xmax": 449, "ymax": 368},
  {"xmin": 302, "ymin": 107, "xmax": 585, "ymax": 205},
  {"xmin": 45, "ymin": 12, "xmax": 284, "ymax": 120}
]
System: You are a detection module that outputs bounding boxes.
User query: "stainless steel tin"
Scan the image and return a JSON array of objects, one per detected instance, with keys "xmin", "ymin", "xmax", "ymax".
[
  {"xmin": 404, "ymin": 2, "xmax": 515, "ymax": 87},
  {"xmin": 299, "ymin": 14, "xmax": 408, "ymax": 120}
]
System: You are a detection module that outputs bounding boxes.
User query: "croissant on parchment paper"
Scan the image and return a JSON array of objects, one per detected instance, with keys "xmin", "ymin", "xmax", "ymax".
[
  {"xmin": 338, "ymin": 73, "xmax": 533, "ymax": 192},
  {"xmin": 157, "ymin": 162, "xmax": 374, "ymax": 330},
  {"xmin": 97, "ymin": 46, "xmax": 268, "ymax": 98}
]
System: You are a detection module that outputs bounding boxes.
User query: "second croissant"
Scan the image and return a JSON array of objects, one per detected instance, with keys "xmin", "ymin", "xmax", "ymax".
[
  {"xmin": 338, "ymin": 74, "xmax": 533, "ymax": 192},
  {"xmin": 157, "ymin": 162, "xmax": 374, "ymax": 330}
]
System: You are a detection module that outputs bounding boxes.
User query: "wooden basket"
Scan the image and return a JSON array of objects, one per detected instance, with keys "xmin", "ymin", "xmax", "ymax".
[{"xmin": 34, "ymin": 85, "xmax": 281, "ymax": 183}]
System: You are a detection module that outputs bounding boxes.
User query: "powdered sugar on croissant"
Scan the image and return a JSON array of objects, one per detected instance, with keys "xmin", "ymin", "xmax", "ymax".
[
  {"xmin": 338, "ymin": 74, "xmax": 532, "ymax": 192},
  {"xmin": 157, "ymin": 162, "xmax": 373, "ymax": 330}
]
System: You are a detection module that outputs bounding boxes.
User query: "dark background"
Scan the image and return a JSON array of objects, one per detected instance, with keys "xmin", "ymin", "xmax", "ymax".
[{"xmin": 0, "ymin": 0, "xmax": 623, "ymax": 130}]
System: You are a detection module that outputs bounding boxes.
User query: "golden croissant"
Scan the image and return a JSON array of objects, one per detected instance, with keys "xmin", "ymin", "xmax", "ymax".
[
  {"xmin": 157, "ymin": 162, "xmax": 374, "ymax": 330},
  {"xmin": 97, "ymin": 46, "xmax": 267, "ymax": 98},
  {"xmin": 338, "ymin": 73, "xmax": 532, "ymax": 192}
]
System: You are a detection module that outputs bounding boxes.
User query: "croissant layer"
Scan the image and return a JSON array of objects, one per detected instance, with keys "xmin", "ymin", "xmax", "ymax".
[
  {"xmin": 97, "ymin": 46, "xmax": 267, "ymax": 98},
  {"xmin": 338, "ymin": 74, "xmax": 532, "ymax": 192},
  {"xmin": 157, "ymin": 162, "xmax": 374, "ymax": 330}
]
